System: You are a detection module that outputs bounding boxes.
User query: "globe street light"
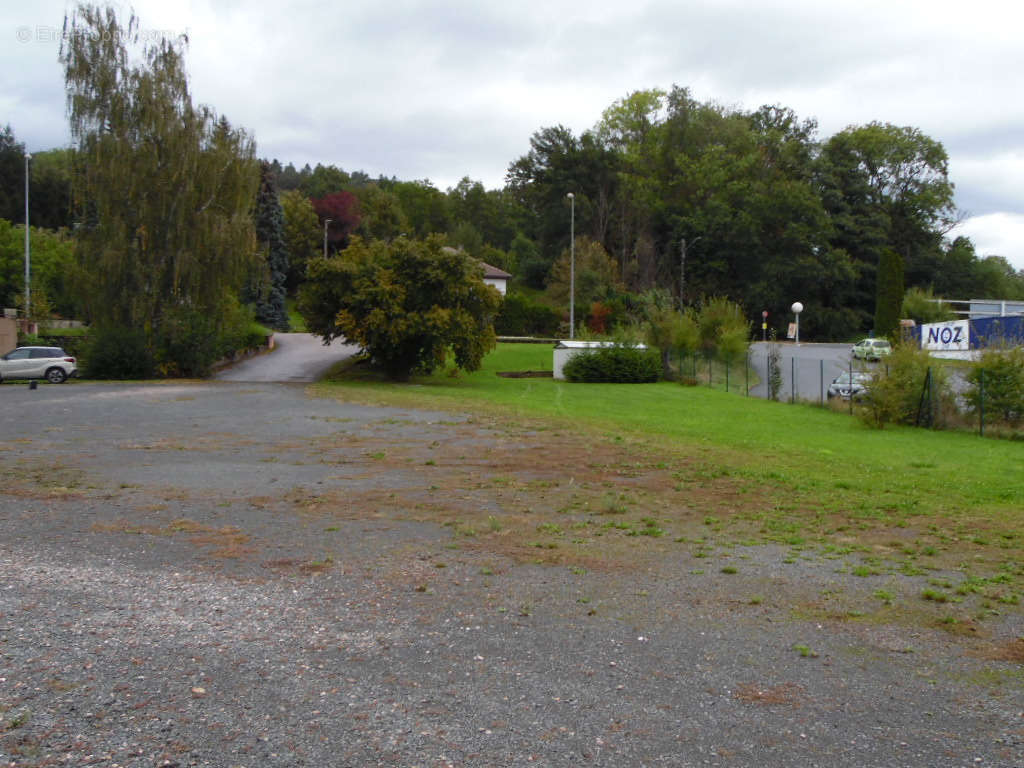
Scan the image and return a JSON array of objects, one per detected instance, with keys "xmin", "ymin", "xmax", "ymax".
[
  {"xmin": 323, "ymin": 218, "xmax": 332, "ymax": 259},
  {"xmin": 791, "ymin": 301, "xmax": 804, "ymax": 345},
  {"xmin": 24, "ymin": 152, "xmax": 31, "ymax": 322},
  {"xmin": 566, "ymin": 192, "xmax": 575, "ymax": 339}
]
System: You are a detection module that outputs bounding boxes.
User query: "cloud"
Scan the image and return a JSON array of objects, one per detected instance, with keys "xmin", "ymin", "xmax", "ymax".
[
  {"xmin": 953, "ymin": 213, "xmax": 1024, "ymax": 272},
  {"xmin": 2, "ymin": 0, "xmax": 1022, "ymax": 269}
]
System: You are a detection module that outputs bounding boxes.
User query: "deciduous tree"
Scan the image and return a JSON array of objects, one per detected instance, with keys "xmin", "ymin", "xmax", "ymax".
[
  {"xmin": 298, "ymin": 235, "xmax": 502, "ymax": 380},
  {"xmin": 61, "ymin": 4, "xmax": 259, "ymax": 359},
  {"xmin": 280, "ymin": 189, "xmax": 320, "ymax": 292}
]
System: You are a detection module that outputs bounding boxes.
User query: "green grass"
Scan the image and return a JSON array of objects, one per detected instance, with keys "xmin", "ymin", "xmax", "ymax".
[
  {"xmin": 314, "ymin": 343, "xmax": 1023, "ymax": 517},
  {"xmin": 286, "ymin": 298, "xmax": 307, "ymax": 333},
  {"xmin": 311, "ymin": 343, "xmax": 1024, "ymax": 590}
]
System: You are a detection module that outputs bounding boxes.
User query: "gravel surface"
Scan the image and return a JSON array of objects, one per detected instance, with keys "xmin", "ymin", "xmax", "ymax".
[{"xmin": 1, "ymin": 381, "xmax": 1022, "ymax": 767}]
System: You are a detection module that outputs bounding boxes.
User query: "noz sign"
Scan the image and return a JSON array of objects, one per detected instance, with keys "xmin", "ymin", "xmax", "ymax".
[{"xmin": 922, "ymin": 319, "xmax": 969, "ymax": 352}]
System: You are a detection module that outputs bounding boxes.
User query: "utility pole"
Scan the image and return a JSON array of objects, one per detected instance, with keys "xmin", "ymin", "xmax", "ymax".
[
  {"xmin": 679, "ymin": 235, "xmax": 701, "ymax": 307},
  {"xmin": 24, "ymin": 152, "xmax": 31, "ymax": 321},
  {"xmin": 567, "ymin": 192, "xmax": 575, "ymax": 339}
]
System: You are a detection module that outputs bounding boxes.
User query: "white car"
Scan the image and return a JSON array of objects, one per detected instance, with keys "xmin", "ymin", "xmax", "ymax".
[{"xmin": 0, "ymin": 346, "xmax": 78, "ymax": 383}]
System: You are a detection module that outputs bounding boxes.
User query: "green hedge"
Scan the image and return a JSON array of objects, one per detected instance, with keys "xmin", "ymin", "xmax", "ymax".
[
  {"xmin": 495, "ymin": 293, "xmax": 561, "ymax": 337},
  {"xmin": 563, "ymin": 346, "xmax": 660, "ymax": 383}
]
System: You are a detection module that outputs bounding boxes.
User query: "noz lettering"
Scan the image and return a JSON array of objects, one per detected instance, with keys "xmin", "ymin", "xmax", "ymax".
[{"xmin": 926, "ymin": 326, "xmax": 964, "ymax": 345}]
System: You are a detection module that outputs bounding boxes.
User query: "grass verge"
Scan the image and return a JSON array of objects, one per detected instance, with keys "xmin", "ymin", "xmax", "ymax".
[{"xmin": 309, "ymin": 343, "xmax": 1024, "ymax": 601}]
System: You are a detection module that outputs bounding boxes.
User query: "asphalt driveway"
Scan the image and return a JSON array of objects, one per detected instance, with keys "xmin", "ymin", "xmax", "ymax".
[{"xmin": 216, "ymin": 332, "xmax": 360, "ymax": 382}]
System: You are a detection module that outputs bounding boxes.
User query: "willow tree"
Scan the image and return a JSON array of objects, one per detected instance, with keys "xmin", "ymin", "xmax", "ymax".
[{"xmin": 60, "ymin": 5, "xmax": 258, "ymax": 353}]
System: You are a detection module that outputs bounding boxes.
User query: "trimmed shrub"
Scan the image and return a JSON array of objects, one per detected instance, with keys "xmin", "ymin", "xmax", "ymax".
[
  {"xmin": 563, "ymin": 345, "xmax": 660, "ymax": 383},
  {"xmin": 81, "ymin": 326, "xmax": 154, "ymax": 379}
]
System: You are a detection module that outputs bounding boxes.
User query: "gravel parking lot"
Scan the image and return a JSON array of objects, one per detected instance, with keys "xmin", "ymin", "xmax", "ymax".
[{"xmin": 1, "ymin": 381, "xmax": 1021, "ymax": 767}]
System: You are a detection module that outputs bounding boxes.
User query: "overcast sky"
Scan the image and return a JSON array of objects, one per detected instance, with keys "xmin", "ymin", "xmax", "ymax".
[{"xmin": 3, "ymin": 0, "xmax": 1023, "ymax": 271}]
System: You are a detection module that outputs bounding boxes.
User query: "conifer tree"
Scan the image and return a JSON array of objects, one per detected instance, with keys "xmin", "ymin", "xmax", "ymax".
[
  {"xmin": 251, "ymin": 161, "xmax": 290, "ymax": 330},
  {"xmin": 874, "ymin": 247, "xmax": 904, "ymax": 338}
]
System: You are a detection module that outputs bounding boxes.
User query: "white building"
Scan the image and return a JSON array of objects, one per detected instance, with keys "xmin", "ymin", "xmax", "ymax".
[{"xmin": 480, "ymin": 262, "xmax": 512, "ymax": 296}]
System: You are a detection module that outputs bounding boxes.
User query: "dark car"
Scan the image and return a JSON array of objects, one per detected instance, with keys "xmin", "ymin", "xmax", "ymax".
[{"xmin": 827, "ymin": 371, "xmax": 870, "ymax": 400}]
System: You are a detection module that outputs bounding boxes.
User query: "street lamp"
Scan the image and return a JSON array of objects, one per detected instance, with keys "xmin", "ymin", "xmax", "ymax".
[
  {"xmin": 679, "ymin": 235, "xmax": 702, "ymax": 307},
  {"xmin": 323, "ymin": 218, "xmax": 332, "ymax": 259},
  {"xmin": 791, "ymin": 301, "xmax": 804, "ymax": 345},
  {"xmin": 566, "ymin": 192, "xmax": 575, "ymax": 339},
  {"xmin": 24, "ymin": 152, "xmax": 31, "ymax": 322}
]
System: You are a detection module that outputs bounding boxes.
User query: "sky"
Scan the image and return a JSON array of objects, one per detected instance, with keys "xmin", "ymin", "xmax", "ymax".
[{"xmin": 3, "ymin": 0, "xmax": 1023, "ymax": 272}]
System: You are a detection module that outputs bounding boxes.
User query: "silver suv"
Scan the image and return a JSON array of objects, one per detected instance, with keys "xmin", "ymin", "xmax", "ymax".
[{"xmin": 0, "ymin": 346, "xmax": 78, "ymax": 384}]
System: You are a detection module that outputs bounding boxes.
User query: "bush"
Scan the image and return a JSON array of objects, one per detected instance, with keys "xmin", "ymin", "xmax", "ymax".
[
  {"xmin": 965, "ymin": 347, "xmax": 1024, "ymax": 425},
  {"xmin": 902, "ymin": 286, "xmax": 955, "ymax": 325},
  {"xmin": 81, "ymin": 326, "xmax": 154, "ymax": 379},
  {"xmin": 299, "ymin": 235, "xmax": 501, "ymax": 380},
  {"xmin": 860, "ymin": 344, "xmax": 953, "ymax": 428},
  {"xmin": 563, "ymin": 345, "xmax": 660, "ymax": 383},
  {"xmin": 696, "ymin": 297, "xmax": 750, "ymax": 362},
  {"xmin": 155, "ymin": 308, "xmax": 221, "ymax": 378},
  {"xmin": 494, "ymin": 293, "xmax": 561, "ymax": 337},
  {"xmin": 154, "ymin": 301, "xmax": 264, "ymax": 378}
]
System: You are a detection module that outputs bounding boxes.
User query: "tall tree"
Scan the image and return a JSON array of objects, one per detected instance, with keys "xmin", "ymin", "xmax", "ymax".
[
  {"xmin": 388, "ymin": 179, "xmax": 451, "ymax": 237},
  {"xmin": 280, "ymin": 189, "xmax": 320, "ymax": 292},
  {"xmin": 0, "ymin": 128, "xmax": 73, "ymax": 230},
  {"xmin": 61, "ymin": 5, "xmax": 259, "ymax": 344},
  {"xmin": 250, "ymin": 161, "xmax": 289, "ymax": 329},
  {"xmin": 300, "ymin": 163, "xmax": 350, "ymax": 199},
  {"xmin": 818, "ymin": 123, "xmax": 955, "ymax": 332},
  {"xmin": 355, "ymin": 184, "xmax": 408, "ymax": 241},
  {"xmin": 311, "ymin": 191, "xmax": 361, "ymax": 252}
]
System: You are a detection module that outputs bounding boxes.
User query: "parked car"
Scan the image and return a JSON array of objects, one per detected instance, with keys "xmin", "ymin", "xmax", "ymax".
[
  {"xmin": 851, "ymin": 338, "xmax": 892, "ymax": 361},
  {"xmin": 0, "ymin": 346, "xmax": 77, "ymax": 383},
  {"xmin": 827, "ymin": 371, "xmax": 871, "ymax": 400}
]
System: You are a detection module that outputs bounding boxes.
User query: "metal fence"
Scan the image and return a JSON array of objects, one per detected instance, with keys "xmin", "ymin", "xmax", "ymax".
[{"xmin": 670, "ymin": 348, "xmax": 1022, "ymax": 438}]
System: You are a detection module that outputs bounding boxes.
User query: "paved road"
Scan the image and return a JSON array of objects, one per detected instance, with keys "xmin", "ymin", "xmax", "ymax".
[
  {"xmin": 215, "ymin": 332, "xmax": 360, "ymax": 382},
  {"xmin": 747, "ymin": 341, "xmax": 880, "ymax": 402}
]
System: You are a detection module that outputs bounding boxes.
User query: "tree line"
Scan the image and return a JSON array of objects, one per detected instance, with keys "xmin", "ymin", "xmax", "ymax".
[{"xmin": 2, "ymin": 4, "xmax": 1023, "ymax": 378}]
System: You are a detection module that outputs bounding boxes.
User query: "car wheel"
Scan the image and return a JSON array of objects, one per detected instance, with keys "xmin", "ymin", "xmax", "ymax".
[{"xmin": 45, "ymin": 367, "xmax": 67, "ymax": 384}]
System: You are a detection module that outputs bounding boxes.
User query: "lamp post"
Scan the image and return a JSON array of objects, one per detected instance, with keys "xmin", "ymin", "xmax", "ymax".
[
  {"xmin": 791, "ymin": 301, "xmax": 804, "ymax": 345},
  {"xmin": 323, "ymin": 218, "xmax": 332, "ymax": 259},
  {"xmin": 679, "ymin": 235, "xmax": 702, "ymax": 307},
  {"xmin": 24, "ymin": 152, "xmax": 31, "ymax": 322},
  {"xmin": 566, "ymin": 192, "xmax": 575, "ymax": 339}
]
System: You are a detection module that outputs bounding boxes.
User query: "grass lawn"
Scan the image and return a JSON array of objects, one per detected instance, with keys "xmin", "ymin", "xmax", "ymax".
[
  {"xmin": 286, "ymin": 299, "xmax": 307, "ymax": 332},
  {"xmin": 313, "ymin": 343, "xmax": 1024, "ymax": 611}
]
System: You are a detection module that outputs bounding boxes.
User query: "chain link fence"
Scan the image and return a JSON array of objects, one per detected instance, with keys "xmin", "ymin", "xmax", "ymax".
[{"xmin": 668, "ymin": 347, "xmax": 1022, "ymax": 438}]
